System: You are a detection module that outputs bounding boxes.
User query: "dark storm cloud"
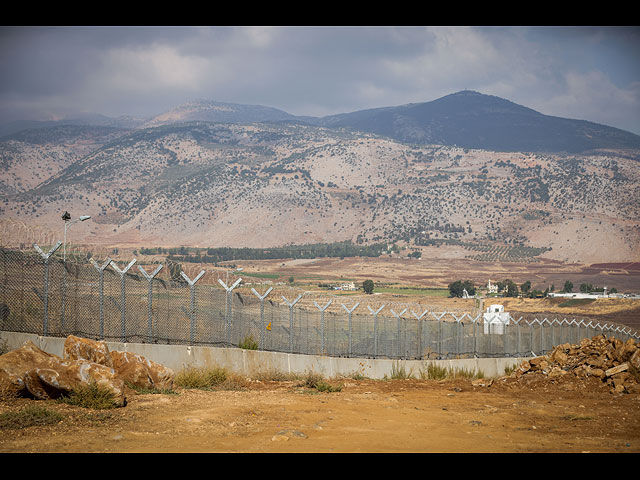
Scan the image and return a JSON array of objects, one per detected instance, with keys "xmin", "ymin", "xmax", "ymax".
[{"xmin": 1, "ymin": 26, "xmax": 639, "ymax": 134}]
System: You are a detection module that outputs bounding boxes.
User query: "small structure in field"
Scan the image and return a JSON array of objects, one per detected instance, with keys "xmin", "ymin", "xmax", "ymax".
[{"xmin": 483, "ymin": 304, "xmax": 510, "ymax": 334}]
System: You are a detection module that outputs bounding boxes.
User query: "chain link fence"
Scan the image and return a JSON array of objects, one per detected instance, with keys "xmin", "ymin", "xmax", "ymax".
[{"xmin": 1, "ymin": 246, "xmax": 638, "ymax": 360}]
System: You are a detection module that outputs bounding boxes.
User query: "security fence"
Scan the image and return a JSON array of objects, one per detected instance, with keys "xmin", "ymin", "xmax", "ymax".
[{"xmin": 1, "ymin": 246, "xmax": 638, "ymax": 360}]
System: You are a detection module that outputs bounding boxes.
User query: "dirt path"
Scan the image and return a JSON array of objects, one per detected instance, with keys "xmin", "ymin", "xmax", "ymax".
[{"xmin": 1, "ymin": 377, "xmax": 639, "ymax": 453}]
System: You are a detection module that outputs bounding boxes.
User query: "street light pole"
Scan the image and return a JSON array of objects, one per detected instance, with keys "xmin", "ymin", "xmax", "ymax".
[{"xmin": 62, "ymin": 212, "xmax": 91, "ymax": 262}]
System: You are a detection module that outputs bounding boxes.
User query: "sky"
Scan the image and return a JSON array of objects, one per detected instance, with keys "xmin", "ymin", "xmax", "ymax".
[{"xmin": 1, "ymin": 25, "xmax": 640, "ymax": 135}]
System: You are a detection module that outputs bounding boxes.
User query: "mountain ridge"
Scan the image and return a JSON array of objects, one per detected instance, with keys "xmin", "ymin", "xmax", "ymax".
[
  {"xmin": 3, "ymin": 91, "xmax": 640, "ymax": 153},
  {"xmin": 2, "ymin": 118, "xmax": 639, "ymax": 264},
  {"xmin": 2, "ymin": 91, "xmax": 639, "ymax": 265}
]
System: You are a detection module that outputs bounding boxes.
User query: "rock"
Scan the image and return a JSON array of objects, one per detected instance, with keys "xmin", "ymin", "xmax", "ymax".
[
  {"xmin": 63, "ymin": 335, "xmax": 113, "ymax": 368},
  {"xmin": 64, "ymin": 360, "xmax": 126, "ymax": 406},
  {"xmin": 0, "ymin": 336, "xmax": 174, "ymax": 405},
  {"xmin": 0, "ymin": 340, "xmax": 66, "ymax": 397},
  {"xmin": 629, "ymin": 350, "xmax": 640, "ymax": 370},
  {"xmin": 505, "ymin": 335, "xmax": 640, "ymax": 395},
  {"xmin": 605, "ymin": 363, "xmax": 629, "ymax": 377},
  {"xmin": 110, "ymin": 351, "xmax": 174, "ymax": 390},
  {"xmin": 472, "ymin": 378, "xmax": 493, "ymax": 387},
  {"xmin": 550, "ymin": 349, "xmax": 569, "ymax": 366},
  {"xmin": 22, "ymin": 362, "xmax": 125, "ymax": 405},
  {"xmin": 587, "ymin": 356, "xmax": 607, "ymax": 368},
  {"xmin": 548, "ymin": 366, "xmax": 567, "ymax": 378}
]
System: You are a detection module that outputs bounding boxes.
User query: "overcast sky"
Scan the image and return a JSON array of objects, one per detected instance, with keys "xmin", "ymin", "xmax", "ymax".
[{"xmin": 1, "ymin": 25, "xmax": 639, "ymax": 134}]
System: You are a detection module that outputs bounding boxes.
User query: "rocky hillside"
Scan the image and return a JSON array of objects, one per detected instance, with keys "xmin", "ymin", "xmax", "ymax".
[
  {"xmin": 1, "ymin": 92, "xmax": 639, "ymax": 264},
  {"xmin": 1, "ymin": 119, "xmax": 639, "ymax": 264}
]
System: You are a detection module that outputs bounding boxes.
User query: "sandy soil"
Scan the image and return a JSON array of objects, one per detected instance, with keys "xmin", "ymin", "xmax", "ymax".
[{"xmin": 1, "ymin": 375, "xmax": 639, "ymax": 453}]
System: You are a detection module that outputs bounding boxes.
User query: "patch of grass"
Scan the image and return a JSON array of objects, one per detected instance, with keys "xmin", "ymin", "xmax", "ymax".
[
  {"xmin": 0, "ymin": 404, "xmax": 64, "ymax": 429},
  {"xmin": 251, "ymin": 369, "xmax": 300, "ymax": 382},
  {"xmin": 299, "ymin": 372, "xmax": 342, "ymax": 393},
  {"xmin": 175, "ymin": 366, "xmax": 228, "ymax": 390},
  {"xmin": 346, "ymin": 372, "xmax": 370, "ymax": 380},
  {"xmin": 419, "ymin": 363, "xmax": 484, "ymax": 380},
  {"xmin": 388, "ymin": 361, "xmax": 414, "ymax": 380},
  {"xmin": 421, "ymin": 363, "xmax": 449, "ymax": 380},
  {"xmin": 175, "ymin": 366, "xmax": 250, "ymax": 391},
  {"xmin": 374, "ymin": 286, "xmax": 449, "ymax": 296},
  {"xmin": 558, "ymin": 298, "xmax": 596, "ymax": 308},
  {"xmin": 239, "ymin": 335, "xmax": 259, "ymax": 350},
  {"xmin": 503, "ymin": 363, "xmax": 518, "ymax": 376},
  {"xmin": 58, "ymin": 382, "xmax": 120, "ymax": 409}
]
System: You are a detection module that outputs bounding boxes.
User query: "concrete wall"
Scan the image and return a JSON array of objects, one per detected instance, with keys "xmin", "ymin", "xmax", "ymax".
[{"xmin": 0, "ymin": 331, "xmax": 528, "ymax": 380}]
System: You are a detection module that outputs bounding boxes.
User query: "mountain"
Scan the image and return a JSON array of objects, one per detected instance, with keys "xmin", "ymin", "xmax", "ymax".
[
  {"xmin": 5, "ymin": 91, "xmax": 639, "ymax": 153},
  {"xmin": 131, "ymin": 92, "xmax": 640, "ymax": 153},
  {"xmin": 0, "ymin": 114, "xmax": 146, "ymax": 138},
  {"xmin": 2, "ymin": 117, "xmax": 639, "ymax": 264},
  {"xmin": 141, "ymin": 100, "xmax": 300, "ymax": 128},
  {"xmin": 315, "ymin": 91, "xmax": 640, "ymax": 153}
]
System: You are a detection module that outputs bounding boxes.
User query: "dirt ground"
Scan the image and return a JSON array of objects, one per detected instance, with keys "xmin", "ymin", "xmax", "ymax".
[{"xmin": 1, "ymin": 373, "xmax": 639, "ymax": 453}]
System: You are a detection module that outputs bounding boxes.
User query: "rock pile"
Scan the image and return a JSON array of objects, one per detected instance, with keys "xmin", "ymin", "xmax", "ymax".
[
  {"xmin": 0, "ymin": 335, "xmax": 175, "ymax": 406},
  {"xmin": 508, "ymin": 335, "xmax": 640, "ymax": 394}
]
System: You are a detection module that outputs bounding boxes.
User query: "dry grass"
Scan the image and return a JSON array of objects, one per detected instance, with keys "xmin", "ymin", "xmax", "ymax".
[
  {"xmin": 0, "ymin": 404, "xmax": 64, "ymax": 429},
  {"xmin": 174, "ymin": 366, "xmax": 250, "ymax": 391}
]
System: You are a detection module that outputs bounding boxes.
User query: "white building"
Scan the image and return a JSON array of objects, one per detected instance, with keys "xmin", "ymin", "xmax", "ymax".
[
  {"xmin": 483, "ymin": 304, "xmax": 510, "ymax": 335},
  {"xmin": 486, "ymin": 280, "xmax": 498, "ymax": 294}
]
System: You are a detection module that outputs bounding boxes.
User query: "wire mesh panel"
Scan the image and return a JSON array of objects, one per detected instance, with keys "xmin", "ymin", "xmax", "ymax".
[
  {"xmin": 2, "ymin": 248, "xmax": 640, "ymax": 360},
  {"xmin": 0, "ymin": 249, "xmax": 45, "ymax": 334},
  {"xmin": 348, "ymin": 312, "xmax": 374, "ymax": 358}
]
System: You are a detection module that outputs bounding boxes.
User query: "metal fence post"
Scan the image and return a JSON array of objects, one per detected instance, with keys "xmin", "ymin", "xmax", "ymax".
[
  {"xmin": 181, "ymin": 270, "xmax": 205, "ymax": 344},
  {"xmin": 451, "ymin": 313, "xmax": 465, "ymax": 358},
  {"xmin": 314, "ymin": 299, "xmax": 333, "ymax": 355},
  {"xmin": 390, "ymin": 308, "xmax": 407, "ymax": 358},
  {"xmin": 471, "ymin": 313, "xmax": 481, "ymax": 358},
  {"xmin": 251, "ymin": 286, "xmax": 273, "ymax": 350},
  {"xmin": 342, "ymin": 302, "xmax": 360, "ymax": 356},
  {"xmin": 90, "ymin": 257, "xmax": 111, "ymax": 340},
  {"xmin": 282, "ymin": 294, "xmax": 302, "ymax": 353},
  {"xmin": 411, "ymin": 308, "xmax": 428, "ymax": 359},
  {"xmin": 138, "ymin": 264, "xmax": 163, "ymax": 342},
  {"xmin": 368, "ymin": 305, "xmax": 384, "ymax": 357},
  {"xmin": 431, "ymin": 312, "xmax": 446, "ymax": 359},
  {"xmin": 33, "ymin": 242, "xmax": 62, "ymax": 336},
  {"xmin": 110, "ymin": 259, "xmax": 136, "ymax": 343},
  {"xmin": 515, "ymin": 316, "xmax": 523, "ymax": 357},
  {"xmin": 218, "ymin": 278, "xmax": 242, "ymax": 345}
]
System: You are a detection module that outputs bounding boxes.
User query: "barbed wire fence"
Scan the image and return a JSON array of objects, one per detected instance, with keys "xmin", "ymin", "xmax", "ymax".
[{"xmin": 1, "ymin": 244, "xmax": 638, "ymax": 361}]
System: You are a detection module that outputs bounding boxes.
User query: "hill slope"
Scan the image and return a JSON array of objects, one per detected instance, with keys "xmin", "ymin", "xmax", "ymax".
[
  {"xmin": 315, "ymin": 91, "xmax": 640, "ymax": 153},
  {"xmin": 2, "ymin": 120, "xmax": 639, "ymax": 264}
]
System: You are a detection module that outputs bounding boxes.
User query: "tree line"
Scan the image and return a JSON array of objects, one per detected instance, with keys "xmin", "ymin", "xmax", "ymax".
[
  {"xmin": 448, "ymin": 279, "xmax": 617, "ymax": 298},
  {"xmin": 139, "ymin": 241, "xmax": 389, "ymax": 264}
]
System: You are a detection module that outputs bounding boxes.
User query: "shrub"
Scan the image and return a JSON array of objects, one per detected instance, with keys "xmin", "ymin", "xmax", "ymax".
[
  {"xmin": 174, "ymin": 366, "xmax": 250, "ymax": 391},
  {"xmin": 59, "ymin": 382, "xmax": 120, "ymax": 409},
  {"xmin": 175, "ymin": 367, "xmax": 228, "ymax": 390},
  {"xmin": 0, "ymin": 405, "xmax": 64, "ymax": 429},
  {"xmin": 239, "ymin": 335, "xmax": 259, "ymax": 350},
  {"xmin": 300, "ymin": 372, "xmax": 342, "ymax": 392},
  {"xmin": 362, "ymin": 279, "xmax": 374, "ymax": 294},
  {"xmin": 420, "ymin": 363, "xmax": 484, "ymax": 380},
  {"xmin": 389, "ymin": 361, "xmax": 414, "ymax": 379}
]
